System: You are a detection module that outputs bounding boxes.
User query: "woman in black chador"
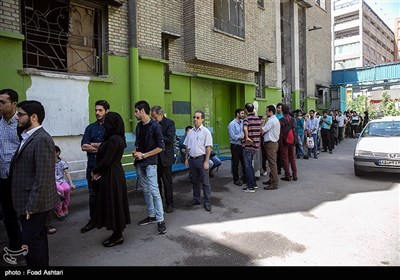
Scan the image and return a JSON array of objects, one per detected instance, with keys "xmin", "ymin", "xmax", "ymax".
[{"xmin": 92, "ymin": 112, "xmax": 131, "ymax": 247}]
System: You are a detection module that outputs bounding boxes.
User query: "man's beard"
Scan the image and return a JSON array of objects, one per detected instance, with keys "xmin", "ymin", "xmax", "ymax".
[{"xmin": 18, "ymin": 119, "xmax": 32, "ymax": 131}]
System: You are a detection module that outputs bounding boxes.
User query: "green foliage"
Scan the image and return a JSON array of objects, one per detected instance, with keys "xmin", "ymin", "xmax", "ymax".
[
  {"xmin": 348, "ymin": 95, "xmax": 367, "ymax": 113},
  {"xmin": 348, "ymin": 91, "xmax": 400, "ymax": 119}
]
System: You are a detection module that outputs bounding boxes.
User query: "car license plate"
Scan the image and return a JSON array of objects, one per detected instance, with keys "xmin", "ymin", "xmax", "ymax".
[{"xmin": 378, "ymin": 160, "xmax": 400, "ymax": 166}]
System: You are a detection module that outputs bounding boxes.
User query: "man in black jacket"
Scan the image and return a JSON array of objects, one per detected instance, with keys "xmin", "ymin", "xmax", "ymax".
[{"xmin": 151, "ymin": 106, "xmax": 176, "ymax": 213}]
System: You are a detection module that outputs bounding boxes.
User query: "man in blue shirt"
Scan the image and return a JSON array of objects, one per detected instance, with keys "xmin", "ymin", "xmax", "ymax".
[
  {"xmin": 228, "ymin": 108, "xmax": 245, "ymax": 186},
  {"xmin": 80, "ymin": 100, "xmax": 109, "ymax": 233},
  {"xmin": 320, "ymin": 111, "xmax": 333, "ymax": 154}
]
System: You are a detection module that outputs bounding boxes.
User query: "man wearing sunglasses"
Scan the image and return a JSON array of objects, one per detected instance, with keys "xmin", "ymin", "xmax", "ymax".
[{"xmin": 184, "ymin": 111, "xmax": 213, "ymax": 212}]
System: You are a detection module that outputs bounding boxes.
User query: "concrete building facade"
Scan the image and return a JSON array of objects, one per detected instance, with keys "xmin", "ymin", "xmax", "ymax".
[
  {"xmin": 0, "ymin": 0, "xmax": 332, "ymax": 179},
  {"xmin": 331, "ymin": 0, "xmax": 395, "ymax": 70},
  {"xmin": 394, "ymin": 17, "xmax": 400, "ymax": 61}
]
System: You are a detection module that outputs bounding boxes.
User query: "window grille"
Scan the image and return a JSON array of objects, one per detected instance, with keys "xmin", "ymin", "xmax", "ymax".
[{"xmin": 21, "ymin": 0, "xmax": 105, "ymax": 75}]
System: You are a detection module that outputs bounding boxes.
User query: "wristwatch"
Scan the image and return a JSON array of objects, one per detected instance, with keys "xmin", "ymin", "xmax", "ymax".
[{"xmin": 142, "ymin": 153, "xmax": 146, "ymax": 159}]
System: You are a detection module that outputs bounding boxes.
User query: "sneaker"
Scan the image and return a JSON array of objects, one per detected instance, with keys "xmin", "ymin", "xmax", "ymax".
[
  {"xmin": 138, "ymin": 216, "xmax": 157, "ymax": 226},
  {"xmin": 55, "ymin": 209, "xmax": 65, "ymax": 219},
  {"xmin": 242, "ymin": 187, "xmax": 256, "ymax": 193},
  {"xmin": 62, "ymin": 208, "xmax": 69, "ymax": 217},
  {"xmin": 204, "ymin": 203, "xmax": 211, "ymax": 211},
  {"xmin": 157, "ymin": 221, "xmax": 167, "ymax": 234}
]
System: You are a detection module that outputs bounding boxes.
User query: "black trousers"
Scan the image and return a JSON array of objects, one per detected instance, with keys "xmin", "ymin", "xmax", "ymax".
[
  {"xmin": 19, "ymin": 210, "xmax": 50, "ymax": 266},
  {"xmin": 0, "ymin": 177, "xmax": 21, "ymax": 250},
  {"xmin": 157, "ymin": 164, "xmax": 174, "ymax": 207},
  {"xmin": 86, "ymin": 166, "xmax": 97, "ymax": 221},
  {"xmin": 321, "ymin": 128, "xmax": 332, "ymax": 151},
  {"xmin": 230, "ymin": 143, "xmax": 245, "ymax": 182}
]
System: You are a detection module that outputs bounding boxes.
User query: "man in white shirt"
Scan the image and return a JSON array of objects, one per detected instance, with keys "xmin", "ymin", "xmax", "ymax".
[
  {"xmin": 261, "ymin": 105, "xmax": 280, "ymax": 190},
  {"xmin": 184, "ymin": 111, "xmax": 213, "ymax": 212}
]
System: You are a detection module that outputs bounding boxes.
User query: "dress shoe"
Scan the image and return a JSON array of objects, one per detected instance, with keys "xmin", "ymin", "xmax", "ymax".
[
  {"xmin": 185, "ymin": 200, "xmax": 201, "ymax": 207},
  {"xmin": 263, "ymin": 185, "xmax": 278, "ymax": 190},
  {"xmin": 81, "ymin": 220, "xmax": 96, "ymax": 233},
  {"xmin": 233, "ymin": 180, "xmax": 243, "ymax": 186},
  {"xmin": 204, "ymin": 204, "xmax": 211, "ymax": 212},
  {"xmin": 262, "ymin": 180, "xmax": 271, "ymax": 185},
  {"xmin": 102, "ymin": 238, "xmax": 111, "ymax": 246},
  {"xmin": 292, "ymin": 176, "xmax": 298, "ymax": 181},
  {"xmin": 166, "ymin": 205, "xmax": 174, "ymax": 213},
  {"xmin": 103, "ymin": 236, "xmax": 124, "ymax": 247},
  {"xmin": 281, "ymin": 177, "xmax": 291, "ymax": 182}
]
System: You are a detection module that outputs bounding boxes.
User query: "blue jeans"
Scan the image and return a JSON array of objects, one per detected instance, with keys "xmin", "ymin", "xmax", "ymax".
[
  {"xmin": 243, "ymin": 149, "xmax": 256, "ymax": 186},
  {"xmin": 296, "ymin": 133, "xmax": 305, "ymax": 156},
  {"xmin": 136, "ymin": 163, "xmax": 164, "ymax": 222},
  {"xmin": 209, "ymin": 156, "xmax": 222, "ymax": 172},
  {"xmin": 307, "ymin": 134, "xmax": 318, "ymax": 158}
]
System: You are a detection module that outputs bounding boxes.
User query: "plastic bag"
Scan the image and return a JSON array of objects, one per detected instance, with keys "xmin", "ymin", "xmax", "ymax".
[{"xmin": 307, "ymin": 136, "xmax": 314, "ymax": 149}]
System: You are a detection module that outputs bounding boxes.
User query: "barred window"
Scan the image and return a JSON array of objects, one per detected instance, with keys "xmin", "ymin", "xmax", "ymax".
[
  {"xmin": 255, "ymin": 61, "xmax": 265, "ymax": 99},
  {"xmin": 21, "ymin": 0, "xmax": 105, "ymax": 75},
  {"xmin": 214, "ymin": 0, "xmax": 245, "ymax": 38}
]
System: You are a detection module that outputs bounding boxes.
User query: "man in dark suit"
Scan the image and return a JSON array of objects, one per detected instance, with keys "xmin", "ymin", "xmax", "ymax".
[
  {"xmin": 11, "ymin": 100, "xmax": 58, "ymax": 266},
  {"xmin": 150, "ymin": 106, "xmax": 176, "ymax": 213}
]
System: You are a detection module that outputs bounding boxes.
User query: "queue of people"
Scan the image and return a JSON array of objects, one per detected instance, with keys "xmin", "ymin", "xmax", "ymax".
[{"xmin": 0, "ymin": 87, "xmax": 363, "ymax": 266}]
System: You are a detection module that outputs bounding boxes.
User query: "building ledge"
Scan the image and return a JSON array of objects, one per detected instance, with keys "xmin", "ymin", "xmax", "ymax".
[
  {"xmin": 139, "ymin": 56, "xmax": 169, "ymax": 64},
  {"xmin": 0, "ymin": 30, "xmax": 24, "ymax": 41},
  {"xmin": 18, "ymin": 68, "xmax": 113, "ymax": 83}
]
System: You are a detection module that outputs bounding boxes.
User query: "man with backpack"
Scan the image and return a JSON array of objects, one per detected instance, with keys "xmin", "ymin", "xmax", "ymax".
[{"xmin": 279, "ymin": 105, "xmax": 298, "ymax": 182}]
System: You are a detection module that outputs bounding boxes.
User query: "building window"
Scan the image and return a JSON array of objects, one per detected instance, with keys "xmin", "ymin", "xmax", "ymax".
[
  {"xmin": 162, "ymin": 34, "xmax": 170, "ymax": 90},
  {"xmin": 255, "ymin": 60, "xmax": 265, "ymax": 99},
  {"xmin": 214, "ymin": 0, "xmax": 245, "ymax": 38},
  {"xmin": 315, "ymin": 0, "xmax": 326, "ymax": 10},
  {"xmin": 257, "ymin": 0, "xmax": 264, "ymax": 8},
  {"xmin": 21, "ymin": 0, "xmax": 105, "ymax": 75}
]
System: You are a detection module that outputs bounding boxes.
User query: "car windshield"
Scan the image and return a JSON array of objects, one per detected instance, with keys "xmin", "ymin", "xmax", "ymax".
[{"xmin": 362, "ymin": 121, "xmax": 400, "ymax": 137}]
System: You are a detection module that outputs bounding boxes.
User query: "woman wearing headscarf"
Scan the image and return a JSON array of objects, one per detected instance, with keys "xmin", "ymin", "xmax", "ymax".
[{"xmin": 91, "ymin": 112, "xmax": 131, "ymax": 247}]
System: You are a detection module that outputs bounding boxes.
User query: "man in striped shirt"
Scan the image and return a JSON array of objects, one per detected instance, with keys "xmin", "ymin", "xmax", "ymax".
[{"xmin": 242, "ymin": 103, "xmax": 261, "ymax": 192}]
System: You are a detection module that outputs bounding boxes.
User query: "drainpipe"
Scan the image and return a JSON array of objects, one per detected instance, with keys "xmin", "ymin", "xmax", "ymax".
[{"xmin": 128, "ymin": 0, "xmax": 140, "ymax": 132}]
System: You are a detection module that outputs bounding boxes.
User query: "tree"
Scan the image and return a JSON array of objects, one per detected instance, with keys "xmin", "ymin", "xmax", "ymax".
[
  {"xmin": 348, "ymin": 94, "xmax": 367, "ymax": 114},
  {"xmin": 348, "ymin": 92, "xmax": 400, "ymax": 120}
]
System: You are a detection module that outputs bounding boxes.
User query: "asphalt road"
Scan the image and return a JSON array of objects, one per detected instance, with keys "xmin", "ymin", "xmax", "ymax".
[{"xmin": 1, "ymin": 138, "xmax": 399, "ymax": 267}]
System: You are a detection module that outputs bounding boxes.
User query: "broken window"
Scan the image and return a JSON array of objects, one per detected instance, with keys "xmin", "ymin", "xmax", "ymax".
[{"xmin": 21, "ymin": 0, "xmax": 105, "ymax": 75}]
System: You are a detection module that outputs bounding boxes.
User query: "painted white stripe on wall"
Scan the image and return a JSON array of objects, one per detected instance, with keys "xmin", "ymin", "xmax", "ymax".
[{"xmin": 26, "ymin": 76, "xmax": 89, "ymax": 136}]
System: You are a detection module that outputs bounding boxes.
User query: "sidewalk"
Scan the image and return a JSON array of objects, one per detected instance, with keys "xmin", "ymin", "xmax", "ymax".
[{"xmin": 1, "ymin": 138, "xmax": 398, "ymax": 266}]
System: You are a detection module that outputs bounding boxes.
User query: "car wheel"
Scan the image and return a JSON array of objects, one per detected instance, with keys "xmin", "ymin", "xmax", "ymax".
[{"xmin": 354, "ymin": 165, "xmax": 363, "ymax": 177}]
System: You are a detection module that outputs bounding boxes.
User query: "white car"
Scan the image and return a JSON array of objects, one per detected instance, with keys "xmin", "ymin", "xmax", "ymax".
[{"xmin": 353, "ymin": 116, "xmax": 400, "ymax": 176}]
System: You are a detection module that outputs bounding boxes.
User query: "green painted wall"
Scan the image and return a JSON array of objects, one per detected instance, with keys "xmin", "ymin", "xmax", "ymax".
[
  {"xmin": 169, "ymin": 74, "xmax": 191, "ymax": 130},
  {"xmin": 0, "ymin": 31, "xmax": 30, "ymax": 99},
  {"xmin": 139, "ymin": 59, "xmax": 164, "ymax": 108},
  {"xmin": 292, "ymin": 90, "xmax": 300, "ymax": 110},
  {"xmin": 213, "ymin": 82, "xmax": 231, "ymax": 146},
  {"xmin": 88, "ymin": 55, "xmax": 131, "ymax": 130},
  {"xmin": 244, "ymin": 84, "xmax": 255, "ymax": 103},
  {"xmin": 305, "ymin": 97, "xmax": 318, "ymax": 113},
  {"xmin": 191, "ymin": 77, "xmax": 213, "ymax": 123},
  {"xmin": 265, "ymin": 87, "xmax": 282, "ymax": 107}
]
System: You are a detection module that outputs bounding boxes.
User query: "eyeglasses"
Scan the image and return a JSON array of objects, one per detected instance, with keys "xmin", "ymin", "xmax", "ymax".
[
  {"xmin": 193, "ymin": 116, "xmax": 201, "ymax": 120},
  {"xmin": 17, "ymin": 112, "xmax": 28, "ymax": 117}
]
